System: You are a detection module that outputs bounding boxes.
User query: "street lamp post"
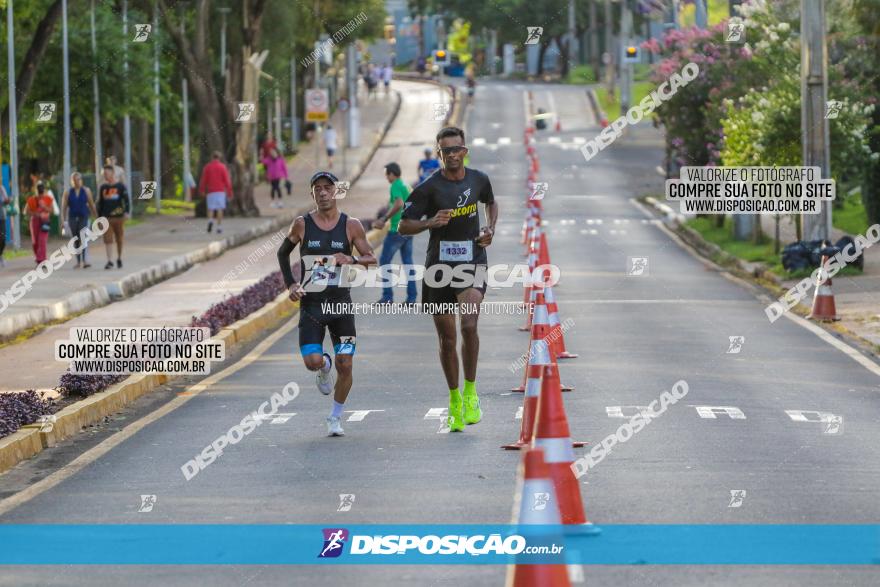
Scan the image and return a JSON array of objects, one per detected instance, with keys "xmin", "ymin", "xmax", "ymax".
[
  {"xmin": 153, "ymin": 0, "xmax": 161, "ymax": 211},
  {"xmin": 90, "ymin": 0, "xmax": 103, "ymax": 177},
  {"xmin": 122, "ymin": 0, "xmax": 133, "ymax": 212},
  {"xmin": 62, "ymin": 0, "xmax": 72, "ymax": 195},
  {"xmin": 6, "ymin": 0, "xmax": 21, "ymax": 249}
]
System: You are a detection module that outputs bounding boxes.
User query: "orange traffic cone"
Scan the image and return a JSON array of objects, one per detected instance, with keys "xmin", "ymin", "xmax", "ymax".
[
  {"xmin": 503, "ymin": 324, "xmax": 551, "ymax": 449},
  {"xmin": 545, "ymin": 285, "xmax": 577, "ymax": 359},
  {"xmin": 505, "ymin": 448, "xmax": 571, "ymax": 587},
  {"xmin": 808, "ymin": 255, "xmax": 840, "ymax": 321},
  {"xmin": 515, "ymin": 287, "xmax": 573, "ymax": 392},
  {"xmin": 530, "ymin": 155, "xmax": 540, "ymax": 175},
  {"xmin": 532, "ymin": 364, "xmax": 599, "ymax": 533},
  {"xmin": 538, "ymin": 231, "xmax": 552, "ymax": 268}
]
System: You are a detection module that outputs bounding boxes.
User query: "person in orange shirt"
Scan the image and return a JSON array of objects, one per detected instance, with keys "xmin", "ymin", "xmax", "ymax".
[{"xmin": 26, "ymin": 182, "xmax": 55, "ymax": 265}]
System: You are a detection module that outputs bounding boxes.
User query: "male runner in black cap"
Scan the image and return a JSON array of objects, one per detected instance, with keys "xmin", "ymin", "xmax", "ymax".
[
  {"xmin": 399, "ymin": 126, "xmax": 498, "ymax": 432},
  {"xmin": 277, "ymin": 171, "xmax": 376, "ymax": 436}
]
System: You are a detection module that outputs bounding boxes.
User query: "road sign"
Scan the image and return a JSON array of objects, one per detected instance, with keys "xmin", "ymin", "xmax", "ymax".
[
  {"xmin": 305, "ymin": 88, "xmax": 329, "ymax": 122},
  {"xmin": 338, "ymin": 98, "xmax": 349, "ymax": 112}
]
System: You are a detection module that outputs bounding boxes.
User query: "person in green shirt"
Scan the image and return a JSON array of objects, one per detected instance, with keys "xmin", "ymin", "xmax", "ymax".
[{"xmin": 372, "ymin": 162, "xmax": 418, "ymax": 305}]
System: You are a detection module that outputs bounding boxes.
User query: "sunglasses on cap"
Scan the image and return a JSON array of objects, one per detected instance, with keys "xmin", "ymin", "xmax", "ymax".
[{"xmin": 438, "ymin": 146, "xmax": 468, "ymax": 155}]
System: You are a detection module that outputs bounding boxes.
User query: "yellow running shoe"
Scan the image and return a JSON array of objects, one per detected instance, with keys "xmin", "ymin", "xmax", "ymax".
[
  {"xmin": 463, "ymin": 394, "xmax": 482, "ymax": 425},
  {"xmin": 448, "ymin": 394, "xmax": 465, "ymax": 432}
]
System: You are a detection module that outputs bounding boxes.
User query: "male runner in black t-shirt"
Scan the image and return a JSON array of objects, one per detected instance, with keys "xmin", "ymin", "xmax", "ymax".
[
  {"xmin": 399, "ymin": 126, "xmax": 498, "ymax": 432},
  {"xmin": 277, "ymin": 171, "xmax": 377, "ymax": 436}
]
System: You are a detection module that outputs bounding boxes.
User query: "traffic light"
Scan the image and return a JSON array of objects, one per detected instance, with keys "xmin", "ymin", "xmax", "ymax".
[
  {"xmin": 433, "ymin": 49, "xmax": 450, "ymax": 66},
  {"xmin": 623, "ymin": 45, "xmax": 639, "ymax": 64}
]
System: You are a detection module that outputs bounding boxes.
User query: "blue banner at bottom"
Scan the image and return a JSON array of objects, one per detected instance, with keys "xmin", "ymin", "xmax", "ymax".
[{"xmin": 0, "ymin": 525, "xmax": 879, "ymax": 565}]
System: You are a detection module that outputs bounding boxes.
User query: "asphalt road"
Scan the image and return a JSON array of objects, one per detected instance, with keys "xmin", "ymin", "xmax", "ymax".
[{"xmin": 1, "ymin": 79, "xmax": 879, "ymax": 586}]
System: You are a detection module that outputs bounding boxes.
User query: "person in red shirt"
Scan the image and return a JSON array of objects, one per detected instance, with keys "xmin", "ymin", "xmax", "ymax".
[
  {"xmin": 25, "ymin": 182, "xmax": 55, "ymax": 265},
  {"xmin": 198, "ymin": 151, "xmax": 233, "ymax": 234}
]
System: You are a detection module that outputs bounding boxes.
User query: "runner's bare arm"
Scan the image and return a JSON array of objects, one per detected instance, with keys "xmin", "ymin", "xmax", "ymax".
[
  {"xmin": 278, "ymin": 217, "xmax": 306, "ymax": 301},
  {"xmin": 398, "ymin": 209, "xmax": 453, "ymax": 235},
  {"xmin": 337, "ymin": 218, "xmax": 377, "ymax": 267}
]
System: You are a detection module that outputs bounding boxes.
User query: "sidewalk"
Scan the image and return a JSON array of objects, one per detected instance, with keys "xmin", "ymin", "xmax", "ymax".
[
  {"xmin": 0, "ymin": 85, "xmax": 399, "ymax": 344},
  {"xmin": 0, "ymin": 79, "xmax": 449, "ymax": 395},
  {"xmin": 757, "ymin": 209, "xmax": 880, "ymax": 347}
]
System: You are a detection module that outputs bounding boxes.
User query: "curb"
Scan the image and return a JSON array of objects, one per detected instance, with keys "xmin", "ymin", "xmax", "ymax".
[
  {"xmin": 0, "ymin": 227, "xmax": 387, "ymax": 476},
  {"xmin": 392, "ymin": 73, "xmax": 460, "ymax": 127},
  {"xmin": 586, "ymin": 87, "xmax": 609, "ymax": 127}
]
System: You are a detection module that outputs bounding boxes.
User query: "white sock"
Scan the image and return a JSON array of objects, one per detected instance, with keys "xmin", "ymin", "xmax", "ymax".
[
  {"xmin": 331, "ymin": 400, "xmax": 344, "ymax": 419},
  {"xmin": 322, "ymin": 355, "xmax": 331, "ymax": 372}
]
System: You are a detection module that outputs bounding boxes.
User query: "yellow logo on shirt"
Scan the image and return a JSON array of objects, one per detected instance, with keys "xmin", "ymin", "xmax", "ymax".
[{"xmin": 449, "ymin": 203, "xmax": 477, "ymax": 218}]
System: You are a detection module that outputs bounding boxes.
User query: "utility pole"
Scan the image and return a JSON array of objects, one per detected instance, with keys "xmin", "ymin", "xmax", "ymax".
[
  {"xmin": 62, "ymin": 0, "xmax": 72, "ymax": 194},
  {"xmin": 489, "ymin": 29, "xmax": 498, "ymax": 76},
  {"xmin": 182, "ymin": 78, "xmax": 191, "ymax": 201},
  {"xmin": 589, "ymin": 0, "xmax": 599, "ymax": 78},
  {"xmin": 274, "ymin": 88, "xmax": 283, "ymax": 152},
  {"xmin": 621, "ymin": 0, "xmax": 632, "ymax": 112},
  {"xmin": 346, "ymin": 43, "xmax": 359, "ymax": 149},
  {"xmin": 604, "ymin": 0, "xmax": 615, "ymax": 93},
  {"xmin": 801, "ymin": 0, "xmax": 831, "ymax": 241},
  {"xmin": 290, "ymin": 58, "xmax": 298, "ymax": 151},
  {"xmin": 6, "ymin": 0, "xmax": 21, "ymax": 249},
  {"xmin": 152, "ymin": 0, "xmax": 161, "ymax": 211},
  {"xmin": 122, "ymin": 0, "xmax": 133, "ymax": 213},
  {"xmin": 695, "ymin": 0, "xmax": 708, "ymax": 28},
  {"xmin": 90, "ymin": 0, "xmax": 102, "ymax": 177},
  {"xmin": 567, "ymin": 0, "xmax": 576, "ymax": 73}
]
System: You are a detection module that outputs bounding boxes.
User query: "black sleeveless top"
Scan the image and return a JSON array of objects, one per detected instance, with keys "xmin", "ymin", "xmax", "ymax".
[{"xmin": 300, "ymin": 212, "xmax": 352, "ymax": 301}]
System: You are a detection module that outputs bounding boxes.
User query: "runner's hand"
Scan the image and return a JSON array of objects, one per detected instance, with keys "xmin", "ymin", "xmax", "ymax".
[
  {"xmin": 476, "ymin": 226, "xmax": 494, "ymax": 247},
  {"xmin": 288, "ymin": 283, "xmax": 306, "ymax": 302},
  {"xmin": 429, "ymin": 209, "xmax": 453, "ymax": 228},
  {"xmin": 371, "ymin": 218, "xmax": 385, "ymax": 230},
  {"xmin": 332, "ymin": 253, "xmax": 352, "ymax": 265}
]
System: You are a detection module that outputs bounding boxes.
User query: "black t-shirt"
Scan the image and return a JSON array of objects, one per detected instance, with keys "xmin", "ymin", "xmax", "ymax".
[
  {"xmin": 402, "ymin": 168, "xmax": 495, "ymax": 266},
  {"xmin": 97, "ymin": 183, "xmax": 130, "ymax": 217}
]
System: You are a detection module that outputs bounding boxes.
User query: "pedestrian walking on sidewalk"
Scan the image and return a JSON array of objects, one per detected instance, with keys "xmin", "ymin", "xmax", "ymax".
[
  {"xmin": 263, "ymin": 148, "xmax": 289, "ymax": 208},
  {"xmin": 324, "ymin": 125, "xmax": 338, "ymax": 170},
  {"xmin": 97, "ymin": 165, "xmax": 130, "ymax": 269},
  {"xmin": 198, "ymin": 151, "xmax": 233, "ymax": 233},
  {"xmin": 373, "ymin": 162, "xmax": 417, "ymax": 305},
  {"xmin": 0, "ymin": 183, "xmax": 10, "ymax": 267},
  {"xmin": 105, "ymin": 155, "xmax": 126, "ymax": 186},
  {"xmin": 62, "ymin": 172, "xmax": 98, "ymax": 269},
  {"xmin": 382, "ymin": 63, "xmax": 392, "ymax": 94},
  {"xmin": 25, "ymin": 182, "xmax": 55, "ymax": 265}
]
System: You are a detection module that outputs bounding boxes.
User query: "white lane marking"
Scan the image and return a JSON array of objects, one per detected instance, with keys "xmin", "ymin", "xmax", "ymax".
[
  {"xmin": 785, "ymin": 410, "xmax": 837, "ymax": 423},
  {"xmin": 498, "ymin": 136, "xmax": 511, "ymax": 145},
  {"xmin": 694, "ymin": 406, "xmax": 747, "ymax": 420},
  {"xmin": 472, "ymin": 137, "xmax": 487, "ymax": 146},
  {"xmin": 252, "ymin": 412, "xmax": 297, "ymax": 424},
  {"xmin": 515, "ymin": 406, "xmax": 523, "ymax": 420},
  {"xmin": 0, "ymin": 309, "xmax": 300, "ymax": 516},
  {"xmin": 629, "ymin": 196, "xmax": 880, "ymax": 380},
  {"xmin": 606, "ymin": 406, "xmax": 656, "ymax": 419},
  {"xmin": 346, "ymin": 409, "xmax": 385, "ymax": 422},
  {"xmin": 573, "ymin": 137, "xmax": 586, "ymax": 144},
  {"xmin": 491, "ymin": 122, "xmax": 502, "ymax": 129},
  {"xmin": 548, "ymin": 137, "xmax": 561, "ymax": 144},
  {"xmin": 424, "ymin": 408, "xmax": 447, "ymax": 419}
]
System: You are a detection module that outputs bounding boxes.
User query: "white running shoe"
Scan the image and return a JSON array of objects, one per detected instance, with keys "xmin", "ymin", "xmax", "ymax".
[
  {"xmin": 326, "ymin": 416, "xmax": 345, "ymax": 437},
  {"xmin": 316, "ymin": 353, "xmax": 334, "ymax": 395}
]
